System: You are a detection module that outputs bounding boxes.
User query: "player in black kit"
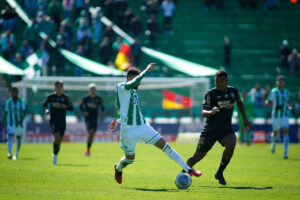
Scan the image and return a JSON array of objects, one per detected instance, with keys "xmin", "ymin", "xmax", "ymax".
[
  {"xmin": 80, "ymin": 84, "xmax": 104, "ymax": 156},
  {"xmin": 186, "ymin": 70, "xmax": 251, "ymax": 185},
  {"xmin": 43, "ymin": 81, "xmax": 74, "ymax": 165}
]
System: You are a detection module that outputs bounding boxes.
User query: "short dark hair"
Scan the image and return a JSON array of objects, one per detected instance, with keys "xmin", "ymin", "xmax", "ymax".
[
  {"xmin": 11, "ymin": 87, "xmax": 18, "ymax": 92},
  {"xmin": 54, "ymin": 81, "xmax": 63, "ymax": 86},
  {"xmin": 126, "ymin": 67, "xmax": 141, "ymax": 79},
  {"xmin": 215, "ymin": 70, "xmax": 227, "ymax": 78},
  {"xmin": 277, "ymin": 75, "xmax": 285, "ymax": 81}
]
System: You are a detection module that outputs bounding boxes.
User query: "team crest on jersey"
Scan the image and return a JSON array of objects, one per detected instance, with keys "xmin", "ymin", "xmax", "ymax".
[{"xmin": 230, "ymin": 92, "xmax": 235, "ymax": 99}]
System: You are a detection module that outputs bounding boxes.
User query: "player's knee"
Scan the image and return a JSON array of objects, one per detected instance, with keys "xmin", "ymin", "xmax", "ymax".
[{"xmin": 125, "ymin": 158, "xmax": 134, "ymax": 164}]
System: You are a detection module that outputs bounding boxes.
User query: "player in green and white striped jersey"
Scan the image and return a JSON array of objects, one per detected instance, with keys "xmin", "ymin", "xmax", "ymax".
[
  {"xmin": 108, "ymin": 63, "xmax": 202, "ymax": 184},
  {"xmin": 3, "ymin": 87, "xmax": 26, "ymax": 160},
  {"xmin": 265, "ymin": 76, "xmax": 292, "ymax": 159}
]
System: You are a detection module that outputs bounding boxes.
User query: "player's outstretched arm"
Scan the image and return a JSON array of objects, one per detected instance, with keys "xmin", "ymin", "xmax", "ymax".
[
  {"xmin": 236, "ymin": 99, "xmax": 251, "ymax": 130},
  {"xmin": 202, "ymin": 106, "xmax": 220, "ymax": 118},
  {"xmin": 125, "ymin": 63, "xmax": 156, "ymax": 90}
]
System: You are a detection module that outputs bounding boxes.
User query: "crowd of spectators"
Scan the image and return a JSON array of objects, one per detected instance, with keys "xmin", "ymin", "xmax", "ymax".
[
  {"xmin": 0, "ymin": 0, "xmax": 176, "ymax": 77},
  {"xmin": 279, "ymin": 39, "xmax": 300, "ymax": 75}
]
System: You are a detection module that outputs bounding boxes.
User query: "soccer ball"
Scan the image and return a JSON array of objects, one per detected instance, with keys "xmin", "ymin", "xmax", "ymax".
[{"xmin": 175, "ymin": 172, "xmax": 192, "ymax": 189}]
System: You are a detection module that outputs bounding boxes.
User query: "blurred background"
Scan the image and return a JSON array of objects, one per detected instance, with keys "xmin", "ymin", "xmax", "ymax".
[{"xmin": 0, "ymin": 0, "xmax": 299, "ymax": 144}]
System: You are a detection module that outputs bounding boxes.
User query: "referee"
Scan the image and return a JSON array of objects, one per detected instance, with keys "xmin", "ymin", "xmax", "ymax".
[
  {"xmin": 80, "ymin": 84, "xmax": 104, "ymax": 156},
  {"xmin": 43, "ymin": 81, "xmax": 74, "ymax": 165}
]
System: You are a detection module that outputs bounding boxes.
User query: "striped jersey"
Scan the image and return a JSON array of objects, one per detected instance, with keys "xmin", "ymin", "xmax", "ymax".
[
  {"xmin": 268, "ymin": 88, "xmax": 290, "ymax": 119},
  {"xmin": 4, "ymin": 98, "xmax": 26, "ymax": 129},
  {"xmin": 114, "ymin": 70, "xmax": 148, "ymax": 125}
]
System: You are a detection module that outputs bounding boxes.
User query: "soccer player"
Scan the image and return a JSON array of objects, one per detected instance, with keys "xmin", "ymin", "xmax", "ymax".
[
  {"xmin": 238, "ymin": 91, "xmax": 253, "ymax": 145},
  {"xmin": 3, "ymin": 87, "xmax": 26, "ymax": 160},
  {"xmin": 265, "ymin": 75, "xmax": 292, "ymax": 159},
  {"xmin": 108, "ymin": 63, "xmax": 202, "ymax": 184},
  {"xmin": 80, "ymin": 83, "xmax": 105, "ymax": 156},
  {"xmin": 186, "ymin": 70, "xmax": 251, "ymax": 185},
  {"xmin": 43, "ymin": 81, "xmax": 74, "ymax": 165}
]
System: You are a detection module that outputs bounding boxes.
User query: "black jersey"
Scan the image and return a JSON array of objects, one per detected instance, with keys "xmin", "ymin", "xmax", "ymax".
[
  {"xmin": 202, "ymin": 86, "xmax": 240, "ymax": 132},
  {"xmin": 43, "ymin": 93, "xmax": 74, "ymax": 124},
  {"xmin": 79, "ymin": 95, "xmax": 104, "ymax": 118}
]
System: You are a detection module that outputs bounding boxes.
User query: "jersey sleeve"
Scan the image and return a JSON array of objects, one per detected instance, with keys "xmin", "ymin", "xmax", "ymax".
[
  {"xmin": 66, "ymin": 96, "xmax": 74, "ymax": 111},
  {"xmin": 125, "ymin": 70, "xmax": 148, "ymax": 90},
  {"xmin": 267, "ymin": 90, "xmax": 275, "ymax": 102},
  {"xmin": 43, "ymin": 95, "xmax": 50, "ymax": 109},
  {"xmin": 234, "ymin": 88, "xmax": 241, "ymax": 102},
  {"xmin": 202, "ymin": 92, "xmax": 212, "ymax": 110}
]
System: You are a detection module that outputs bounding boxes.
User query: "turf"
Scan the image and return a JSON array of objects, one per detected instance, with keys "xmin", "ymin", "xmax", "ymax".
[{"xmin": 0, "ymin": 142, "xmax": 300, "ymax": 200}]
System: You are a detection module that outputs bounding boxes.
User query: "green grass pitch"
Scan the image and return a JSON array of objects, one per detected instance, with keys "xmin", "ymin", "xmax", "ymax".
[{"xmin": 1, "ymin": 142, "xmax": 300, "ymax": 200}]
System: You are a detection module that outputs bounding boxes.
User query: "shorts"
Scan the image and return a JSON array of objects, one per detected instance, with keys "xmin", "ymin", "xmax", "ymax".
[
  {"xmin": 120, "ymin": 123, "xmax": 162, "ymax": 155},
  {"xmin": 196, "ymin": 130, "xmax": 235, "ymax": 153},
  {"xmin": 272, "ymin": 117, "xmax": 289, "ymax": 131},
  {"xmin": 6, "ymin": 126, "xmax": 24, "ymax": 136},
  {"xmin": 50, "ymin": 123, "xmax": 66, "ymax": 138},
  {"xmin": 85, "ymin": 118, "xmax": 97, "ymax": 131}
]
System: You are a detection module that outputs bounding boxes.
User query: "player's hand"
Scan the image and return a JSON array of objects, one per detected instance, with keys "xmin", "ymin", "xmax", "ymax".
[
  {"xmin": 146, "ymin": 63, "xmax": 156, "ymax": 72},
  {"xmin": 244, "ymin": 120, "xmax": 251, "ymax": 130},
  {"xmin": 211, "ymin": 107, "xmax": 220, "ymax": 115},
  {"xmin": 45, "ymin": 109, "xmax": 50, "ymax": 114},
  {"xmin": 84, "ymin": 112, "xmax": 89, "ymax": 116},
  {"xmin": 108, "ymin": 120, "xmax": 118, "ymax": 131}
]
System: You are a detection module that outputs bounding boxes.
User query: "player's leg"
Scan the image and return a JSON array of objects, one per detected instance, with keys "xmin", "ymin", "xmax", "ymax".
[
  {"xmin": 115, "ymin": 153, "xmax": 135, "ymax": 184},
  {"xmin": 271, "ymin": 118, "xmax": 280, "ymax": 154},
  {"xmin": 85, "ymin": 129, "xmax": 95, "ymax": 156},
  {"xmin": 14, "ymin": 136, "xmax": 22, "ymax": 160},
  {"xmin": 215, "ymin": 133, "xmax": 237, "ymax": 185},
  {"xmin": 52, "ymin": 133, "xmax": 62, "ymax": 165},
  {"xmin": 7, "ymin": 134, "xmax": 14, "ymax": 159},
  {"xmin": 282, "ymin": 127, "xmax": 289, "ymax": 159}
]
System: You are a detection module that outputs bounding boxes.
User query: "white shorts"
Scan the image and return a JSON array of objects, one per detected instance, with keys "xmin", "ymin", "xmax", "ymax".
[
  {"xmin": 272, "ymin": 117, "xmax": 289, "ymax": 131},
  {"xmin": 120, "ymin": 123, "xmax": 162, "ymax": 155},
  {"xmin": 7, "ymin": 126, "xmax": 24, "ymax": 136}
]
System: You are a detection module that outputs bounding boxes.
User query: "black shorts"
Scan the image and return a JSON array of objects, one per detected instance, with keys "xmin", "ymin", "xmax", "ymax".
[
  {"xmin": 50, "ymin": 123, "xmax": 66, "ymax": 138},
  {"xmin": 196, "ymin": 130, "xmax": 235, "ymax": 153},
  {"xmin": 85, "ymin": 118, "xmax": 97, "ymax": 131}
]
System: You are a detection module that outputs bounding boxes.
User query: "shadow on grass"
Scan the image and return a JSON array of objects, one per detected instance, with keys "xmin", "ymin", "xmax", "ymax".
[
  {"xmin": 126, "ymin": 187, "xmax": 179, "ymax": 192},
  {"xmin": 198, "ymin": 186, "xmax": 273, "ymax": 190},
  {"xmin": 19, "ymin": 157, "xmax": 36, "ymax": 161},
  {"xmin": 59, "ymin": 163, "xmax": 89, "ymax": 167}
]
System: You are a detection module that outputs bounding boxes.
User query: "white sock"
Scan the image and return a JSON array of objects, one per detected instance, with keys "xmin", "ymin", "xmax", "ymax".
[
  {"xmin": 116, "ymin": 157, "xmax": 134, "ymax": 172},
  {"xmin": 163, "ymin": 144, "xmax": 191, "ymax": 172}
]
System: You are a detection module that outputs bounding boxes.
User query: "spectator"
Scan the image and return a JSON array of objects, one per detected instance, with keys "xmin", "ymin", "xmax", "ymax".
[
  {"xmin": 263, "ymin": 84, "xmax": 271, "ymax": 101},
  {"xmin": 224, "ymin": 36, "xmax": 232, "ymax": 68},
  {"xmin": 0, "ymin": 6, "xmax": 18, "ymax": 32},
  {"xmin": 129, "ymin": 15, "xmax": 143, "ymax": 38},
  {"xmin": 39, "ymin": 43, "xmax": 50, "ymax": 76},
  {"xmin": 76, "ymin": 17, "xmax": 91, "ymax": 43},
  {"xmin": 74, "ymin": 44, "xmax": 85, "ymax": 76},
  {"xmin": 122, "ymin": 8, "xmax": 135, "ymax": 30},
  {"xmin": 54, "ymin": 35, "xmax": 66, "ymax": 75},
  {"xmin": 99, "ymin": 36, "xmax": 113, "ymax": 65},
  {"xmin": 238, "ymin": 0, "xmax": 260, "ymax": 9},
  {"xmin": 58, "ymin": 25, "xmax": 71, "ymax": 49},
  {"xmin": 37, "ymin": 0, "xmax": 48, "ymax": 15},
  {"xmin": 80, "ymin": 31, "xmax": 92, "ymax": 58},
  {"xmin": 288, "ymin": 49, "xmax": 300, "ymax": 75},
  {"xmin": 74, "ymin": 0, "xmax": 85, "ymax": 19},
  {"xmin": 115, "ymin": 0, "xmax": 128, "ymax": 27},
  {"xmin": 47, "ymin": 0, "xmax": 63, "ymax": 30},
  {"xmin": 104, "ymin": 0, "xmax": 116, "ymax": 21},
  {"xmin": 266, "ymin": 0, "xmax": 278, "ymax": 9},
  {"xmin": 1, "ymin": 29, "xmax": 16, "ymax": 61},
  {"xmin": 102, "ymin": 26, "xmax": 116, "ymax": 43},
  {"xmin": 24, "ymin": 0, "xmax": 38, "ymax": 18},
  {"xmin": 24, "ymin": 21, "xmax": 39, "ymax": 50},
  {"xmin": 19, "ymin": 40, "xmax": 34, "ymax": 60},
  {"xmin": 61, "ymin": 19, "xmax": 73, "ymax": 46},
  {"xmin": 38, "ymin": 16, "xmax": 55, "ymax": 37},
  {"xmin": 63, "ymin": 0, "xmax": 74, "ymax": 19},
  {"xmin": 12, "ymin": 53, "xmax": 23, "ymax": 81},
  {"xmin": 146, "ymin": 14, "xmax": 160, "ymax": 48},
  {"xmin": 296, "ymin": 88, "xmax": 300, "ymax": 115},
  {"xmin": 161, "ymin": 0, "xmax": 176, "ymax": 34},
  {"xmin": 280, "ymin": 39, "xmax": 292, "ymax": 68},
  {"xmin": 249, "ymin": 83, "xmax": 265, "ymax": 107},
  {"xmin": 91, "ymin": 7, "xmax": 103, "ymax": 43},
  {"xmin": 146, "ymin": 0, "xmax": 159, "ymax": 16},
  {"xmin": 132, "ymin": 37, "xmax": 142, "ymax": 66}
]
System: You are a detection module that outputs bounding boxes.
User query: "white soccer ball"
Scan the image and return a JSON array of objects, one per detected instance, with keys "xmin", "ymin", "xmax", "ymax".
[{"xmin": 175, "ymin": 172, "xmax": 192, "ymax": 189}]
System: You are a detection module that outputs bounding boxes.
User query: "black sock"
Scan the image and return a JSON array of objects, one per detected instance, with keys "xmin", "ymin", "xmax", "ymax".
[
  {"xmin": 53, "ymin": 143, "xmax": 60, "ymax": 155},
  {"xmin": 217, "ymin": 159, "xmax": 230, "ymax": 174},
  {"xmin": 87, "ymin": 142, "xmax": 92, "ymax": 150}
]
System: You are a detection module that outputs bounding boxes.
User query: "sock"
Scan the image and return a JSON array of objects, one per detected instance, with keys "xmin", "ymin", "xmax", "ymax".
[
  {"xmin": 283, "ymin": 134, "xmax": 289, "ymax": 157},
  {"xmin": 163, "ymin": 144, "xmax": 191, "ymax": 172},
  {"xmin": 116, "ymin": 156, "xmax": 134, "ymax": 172},
  {"xmin": 7, "ymin": 135, "xmax": 13, "ymax": 156},
  {"xmin": 217, "ymin": 158, "xmax": 230, "ymax": 174},
  {"xmin": 53, "ymin": 143, "xmax": 60, "ymax": 155},
  {"xmin": 16, "ymin": 137, "xmax": 22, "ymax": 156},
  {"xmin": 271, "ymin": 133, "xmax": 276, "ymax": 152},
  {"xmin": 87, "ymin": 141, "xmax": 92, "ymax": 150}
]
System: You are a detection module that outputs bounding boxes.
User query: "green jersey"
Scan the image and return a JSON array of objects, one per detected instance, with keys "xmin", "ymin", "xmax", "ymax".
[
  {"xmin": 267, "ymin": 88, "xmax": 290, "ymax": 119},
  {"xmin": 114, "ymin": 70, "xmax": 148, "ymax": 125},
  {"xmin": 3, "ymin": 98, "xmax": 26, "ymax": 133}
]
